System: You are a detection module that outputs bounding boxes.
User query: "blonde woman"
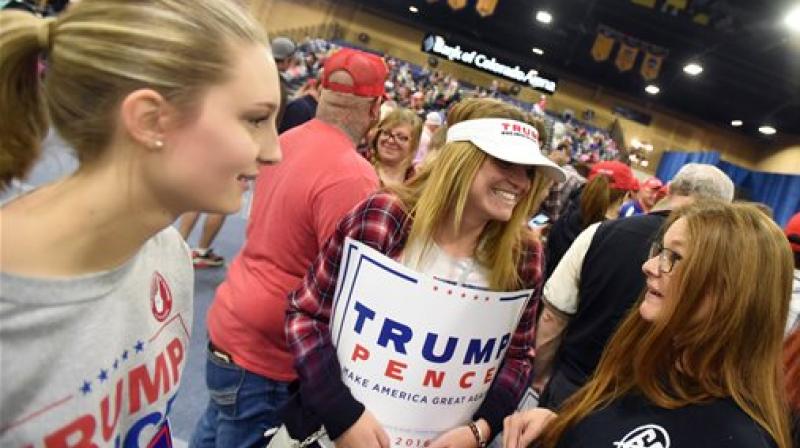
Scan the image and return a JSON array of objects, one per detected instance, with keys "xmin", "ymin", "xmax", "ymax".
[
  {"xmin": 284, "ymin": 98, "xmax": 565, "ymax": 448},
  {"xmin": 368, "ymin": 108, "xmax": 423, "ymax": 186},
  {"xmin": 0, "ymin": 1, "xmax": 280, "ymax": 445},
  {"xmin": 504, "ymin": 202, "xmax": 793, "ymax": 448}
]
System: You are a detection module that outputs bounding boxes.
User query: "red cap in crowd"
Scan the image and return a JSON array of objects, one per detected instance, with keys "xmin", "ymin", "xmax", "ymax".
[
  {"xmin": 588, "ymin": 161, "xmax": 638, "ymax": 191},
  {"xmin": 322, "ymin": 48, "xmax": 388, "ymax": 98},
  {"xmin": 785, "ymin": 212, "xmax": 800, "ymax": 253}
]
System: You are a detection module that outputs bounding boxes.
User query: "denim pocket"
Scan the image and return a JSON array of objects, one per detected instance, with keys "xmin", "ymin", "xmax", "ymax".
[{"xmin": 206, "ymin": 350, "xmax": 245, "ymax": 416}]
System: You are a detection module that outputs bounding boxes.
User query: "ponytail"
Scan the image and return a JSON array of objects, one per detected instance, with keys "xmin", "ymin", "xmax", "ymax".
[
  {"xmin": 580, "ymin": 175, "xmax": 610, "ymax": 227},
  {"xmin": 3, "ymin": 0, "xmax": 267, "ymax": 194},
  {"xmin": 0, "ymin": 11, "xmax": 53, "ymax": 190},
  {"xmin": 579, "ymin": 174, "xmax": 628, "ymax": 228}
]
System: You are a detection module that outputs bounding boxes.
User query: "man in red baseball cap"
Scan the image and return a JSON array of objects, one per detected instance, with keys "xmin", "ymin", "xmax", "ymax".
[
  {"xmin": 620, "ymin": 176, "xmax": 663, "ymax": 217},
  {"xmin": 199, "ymin": 47, "xmax": 387, "ymax": 446}
]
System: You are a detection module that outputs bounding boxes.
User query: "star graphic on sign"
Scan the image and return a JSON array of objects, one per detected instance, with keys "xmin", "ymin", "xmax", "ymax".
[
  {"xmin": 98, "ymin": 369, "xmax": 109, "ymax": 383},
  {"xmin": 134, "ymin": 340, "xmax": 145, "ymax": 353},
  {"xmin": 121, "ymin": 350, "xmax": 129, "ymax": 361},
  {"xmin": 112, "ymin": 359, "xmax": 119, "ymax": 370},
  {"xmin": 80, "ymin": 380, "xmax": 92, "ymax": 395}
]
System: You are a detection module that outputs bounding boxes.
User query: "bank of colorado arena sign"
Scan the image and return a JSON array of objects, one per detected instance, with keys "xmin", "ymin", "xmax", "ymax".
[
  {"xmin": 331, "ymin": 239, "xmax": 533, "ymax": 444},
  {"xmin": 422, "ymin": 33, "xmax": 557, "ymax": 94}
]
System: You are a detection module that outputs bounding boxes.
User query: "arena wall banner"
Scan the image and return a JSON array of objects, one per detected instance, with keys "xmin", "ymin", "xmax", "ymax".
[
  {"xmin": 421, "ymin": 33, "xmax": 558, "ymax": 94},
  {"xmin": 331, "ymin": 238, "xmax": 533, "ymax": 445}
]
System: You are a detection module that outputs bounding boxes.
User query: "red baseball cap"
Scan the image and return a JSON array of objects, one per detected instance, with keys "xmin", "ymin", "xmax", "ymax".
[
  {"xmin": 588, "ymin": 161, "xmax": 638, "ymax": 191},
  {"xmin": 322, "ymin": 48, "xmax": 388, "ymax": 98},
  {"xmin": 785, "ymin": 211, "xmax": 800, "ymax": 253}
]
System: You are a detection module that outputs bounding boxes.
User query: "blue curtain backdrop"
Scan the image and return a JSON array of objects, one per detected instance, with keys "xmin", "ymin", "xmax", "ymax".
[
  {"xmin": 655, "ymin": 151, "xmax": 721, "ymax": 181},
  {"xmin": 656, "ymin": 150, "xmax": 800, "ymax": 226}
]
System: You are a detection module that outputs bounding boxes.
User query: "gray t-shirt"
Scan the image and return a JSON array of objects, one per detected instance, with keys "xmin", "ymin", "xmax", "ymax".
[{"xmin": 0, "ymin": 226, "xmax": 193, "ymax": 447}]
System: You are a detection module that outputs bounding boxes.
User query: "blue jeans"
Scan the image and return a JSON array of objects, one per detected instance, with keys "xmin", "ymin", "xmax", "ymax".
[{"xmin": 190, "ymin": 346, "xmax": 291, "ymax": 448}]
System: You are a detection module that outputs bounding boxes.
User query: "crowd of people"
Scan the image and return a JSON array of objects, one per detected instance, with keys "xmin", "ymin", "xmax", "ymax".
[{"xmin": 0, "ymin": 2, "xmax": 798, "ymax": 448}]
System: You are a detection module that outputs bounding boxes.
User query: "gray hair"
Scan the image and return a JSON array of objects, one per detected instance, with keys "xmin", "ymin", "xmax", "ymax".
[{"xmin": 669, "ymin": 163, "xmax": 735, "ymax": 202}]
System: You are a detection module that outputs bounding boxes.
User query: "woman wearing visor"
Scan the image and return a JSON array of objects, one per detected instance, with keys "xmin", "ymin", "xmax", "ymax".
[{"xmin": 283, "ymin": 97, "xmax": 565, "ymax": 448}]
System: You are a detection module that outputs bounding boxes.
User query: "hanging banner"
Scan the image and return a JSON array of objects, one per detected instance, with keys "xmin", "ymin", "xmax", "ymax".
[
  {"xmin": 448, "ymin": 0, "xmax": 467, "ymax": 10},
  {"xmin": 615, "ymin": 41, "xmax": 639, "ymax": 72},
  {"xmin": 640, "ymin": 50, "xmax": 665, "ymax": 81},
  {"xmin": 631, "ymin": 0, "xmax": 657, "ymax": 7},
  {"xmin": 663, "ymin": 0, "xmax": 689, "ymax": 14},
  {"xmin": 590, "ymin": 29, "xmax": 615, "ymax": 62},
  {"xmin": 331, "ymin": 238, "xmax": 533, "ymax": 445},
  {"xmin": 476, "ymin": 0, "xmax": 499, "ymax": 17}
]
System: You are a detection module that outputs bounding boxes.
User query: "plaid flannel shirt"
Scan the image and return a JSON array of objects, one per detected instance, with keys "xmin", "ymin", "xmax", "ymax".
[{"xmin": 285, "ymin": 192, "xmax": 545, "ymax": 440}]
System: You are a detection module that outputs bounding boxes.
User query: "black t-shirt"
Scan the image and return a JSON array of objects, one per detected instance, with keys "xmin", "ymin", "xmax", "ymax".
[
  {"xmin": 555, "ymin": 212, "xmax": 668, "ymax": 387},
  {"xmin": 545, "ymin": 201, "xmax": 586, "ymax": 281},
  {"xmin": 558, "ymin": 394, "xmax": 777, "ymax": 448}
]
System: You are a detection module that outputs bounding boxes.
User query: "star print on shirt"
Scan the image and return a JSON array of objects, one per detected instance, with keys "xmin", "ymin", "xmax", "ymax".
[
  {"xmin": 80, "ymin": 380, "xmax": 92, "ymax": 395},
  {"xmin": 98, "ymin": 369, "xmax": 109, "ymax": 383},
  {"xmin": 134, "ymin": 340, "xmax": 145, "ymax": 353},
  {"xmin": 113, "ymin": 359, "xmax": 119, "ymax": 370},
  {"xmin": 121, "ymin": 350, "xmax": 129, "ymax": 361}
]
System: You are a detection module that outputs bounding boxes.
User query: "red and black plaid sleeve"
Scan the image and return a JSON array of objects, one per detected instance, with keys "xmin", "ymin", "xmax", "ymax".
[
  {"xmin": 473, "ymin": 239, "xmax": 544, "ymax": 438},
  {"xmin": 285, "ymin": 192, "xmax": 410, "ymax": 439}
]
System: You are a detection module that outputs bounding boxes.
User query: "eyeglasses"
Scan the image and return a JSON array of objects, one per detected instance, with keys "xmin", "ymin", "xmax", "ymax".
[
  {"xmin": 380, "ymin": 129, "xmax": 411, "ymax": 144},
  {"xmin": 490, "ymin": 156, "xmax": 537, "ymax": 179},
  {"xmin": 648, "ymin": 241, "xmax": 684, "ymax": 274}
]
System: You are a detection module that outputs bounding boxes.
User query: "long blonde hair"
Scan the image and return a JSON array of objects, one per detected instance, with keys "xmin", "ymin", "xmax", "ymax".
[
  {"xmin": 541, "ymin": 201, "xmax": 793, "ymax": 448},
  {"xmin": 0, "ymin": 0, "xmax": 267, "ymax": 190},
  {"xmin": 391, "ymin": 98, "xmax": 551, "ymax": 290}
]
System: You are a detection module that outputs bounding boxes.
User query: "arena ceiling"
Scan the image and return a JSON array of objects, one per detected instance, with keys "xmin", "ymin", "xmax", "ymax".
[{"xmin": 348, "ymin": 0, "xmax": 800, "ymax": 138}]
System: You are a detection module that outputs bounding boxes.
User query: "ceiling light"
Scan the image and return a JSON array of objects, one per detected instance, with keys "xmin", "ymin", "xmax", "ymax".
[
  {"xmin": 758, "ymin": 125, "xmax": 777, "ymax": 135},
  {"xmin": 731, "ymin": 119, "xmax": 743, "ymax": 127},
  {"xmin": 683, "ymin": 62, "xmax": 703, "ymax": 76},
  {"xmin": 536, "ymin": 10, "xmax": 552, "ymax": 24},
  {"xmin": 409, "ymin": 5, "xmax": 419, "ymax": 13},
  {"xmin": 532, "ymin": 47, "xmax": 544, "ymax": 55},
  {"xmin": 785, "ymin": 5, "xmax": 800, "ymax": 32},
  {"xmin": 645, "ymin": 84, "xmax": 660, "ymax": 95}
]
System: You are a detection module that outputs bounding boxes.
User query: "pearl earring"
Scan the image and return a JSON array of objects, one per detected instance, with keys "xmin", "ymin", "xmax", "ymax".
[{"xmin": 152, "ymin": 140, "xmax": 164, "ymax": 149}]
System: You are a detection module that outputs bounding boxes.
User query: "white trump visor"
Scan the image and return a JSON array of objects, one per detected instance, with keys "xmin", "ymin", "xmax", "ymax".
[{"xmin": 446, "ymin": 118, "xmax": 566, "ymax": 183}]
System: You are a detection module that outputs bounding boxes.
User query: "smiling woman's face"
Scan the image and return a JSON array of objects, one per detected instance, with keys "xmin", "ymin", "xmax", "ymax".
[
  {"xmin": 376, "ymin": 125, "xmax": 414, "ymax": 166},
  {"xmin": 462, "ymin": 156, "xmax": 533, "ymax": 226}
]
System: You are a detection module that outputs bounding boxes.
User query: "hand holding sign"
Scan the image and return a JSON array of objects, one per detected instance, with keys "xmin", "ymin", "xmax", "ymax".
[
  {"xmin": 335, "ymin": 410, "xmax": 390, "ymax": 448},
  {"xmin": 502, "ymin": 408, "xmax": 556, "ymax": 448},
  {"xmin": 428, "ymin": 419, "xmax": 490, "ymax": 448}
]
